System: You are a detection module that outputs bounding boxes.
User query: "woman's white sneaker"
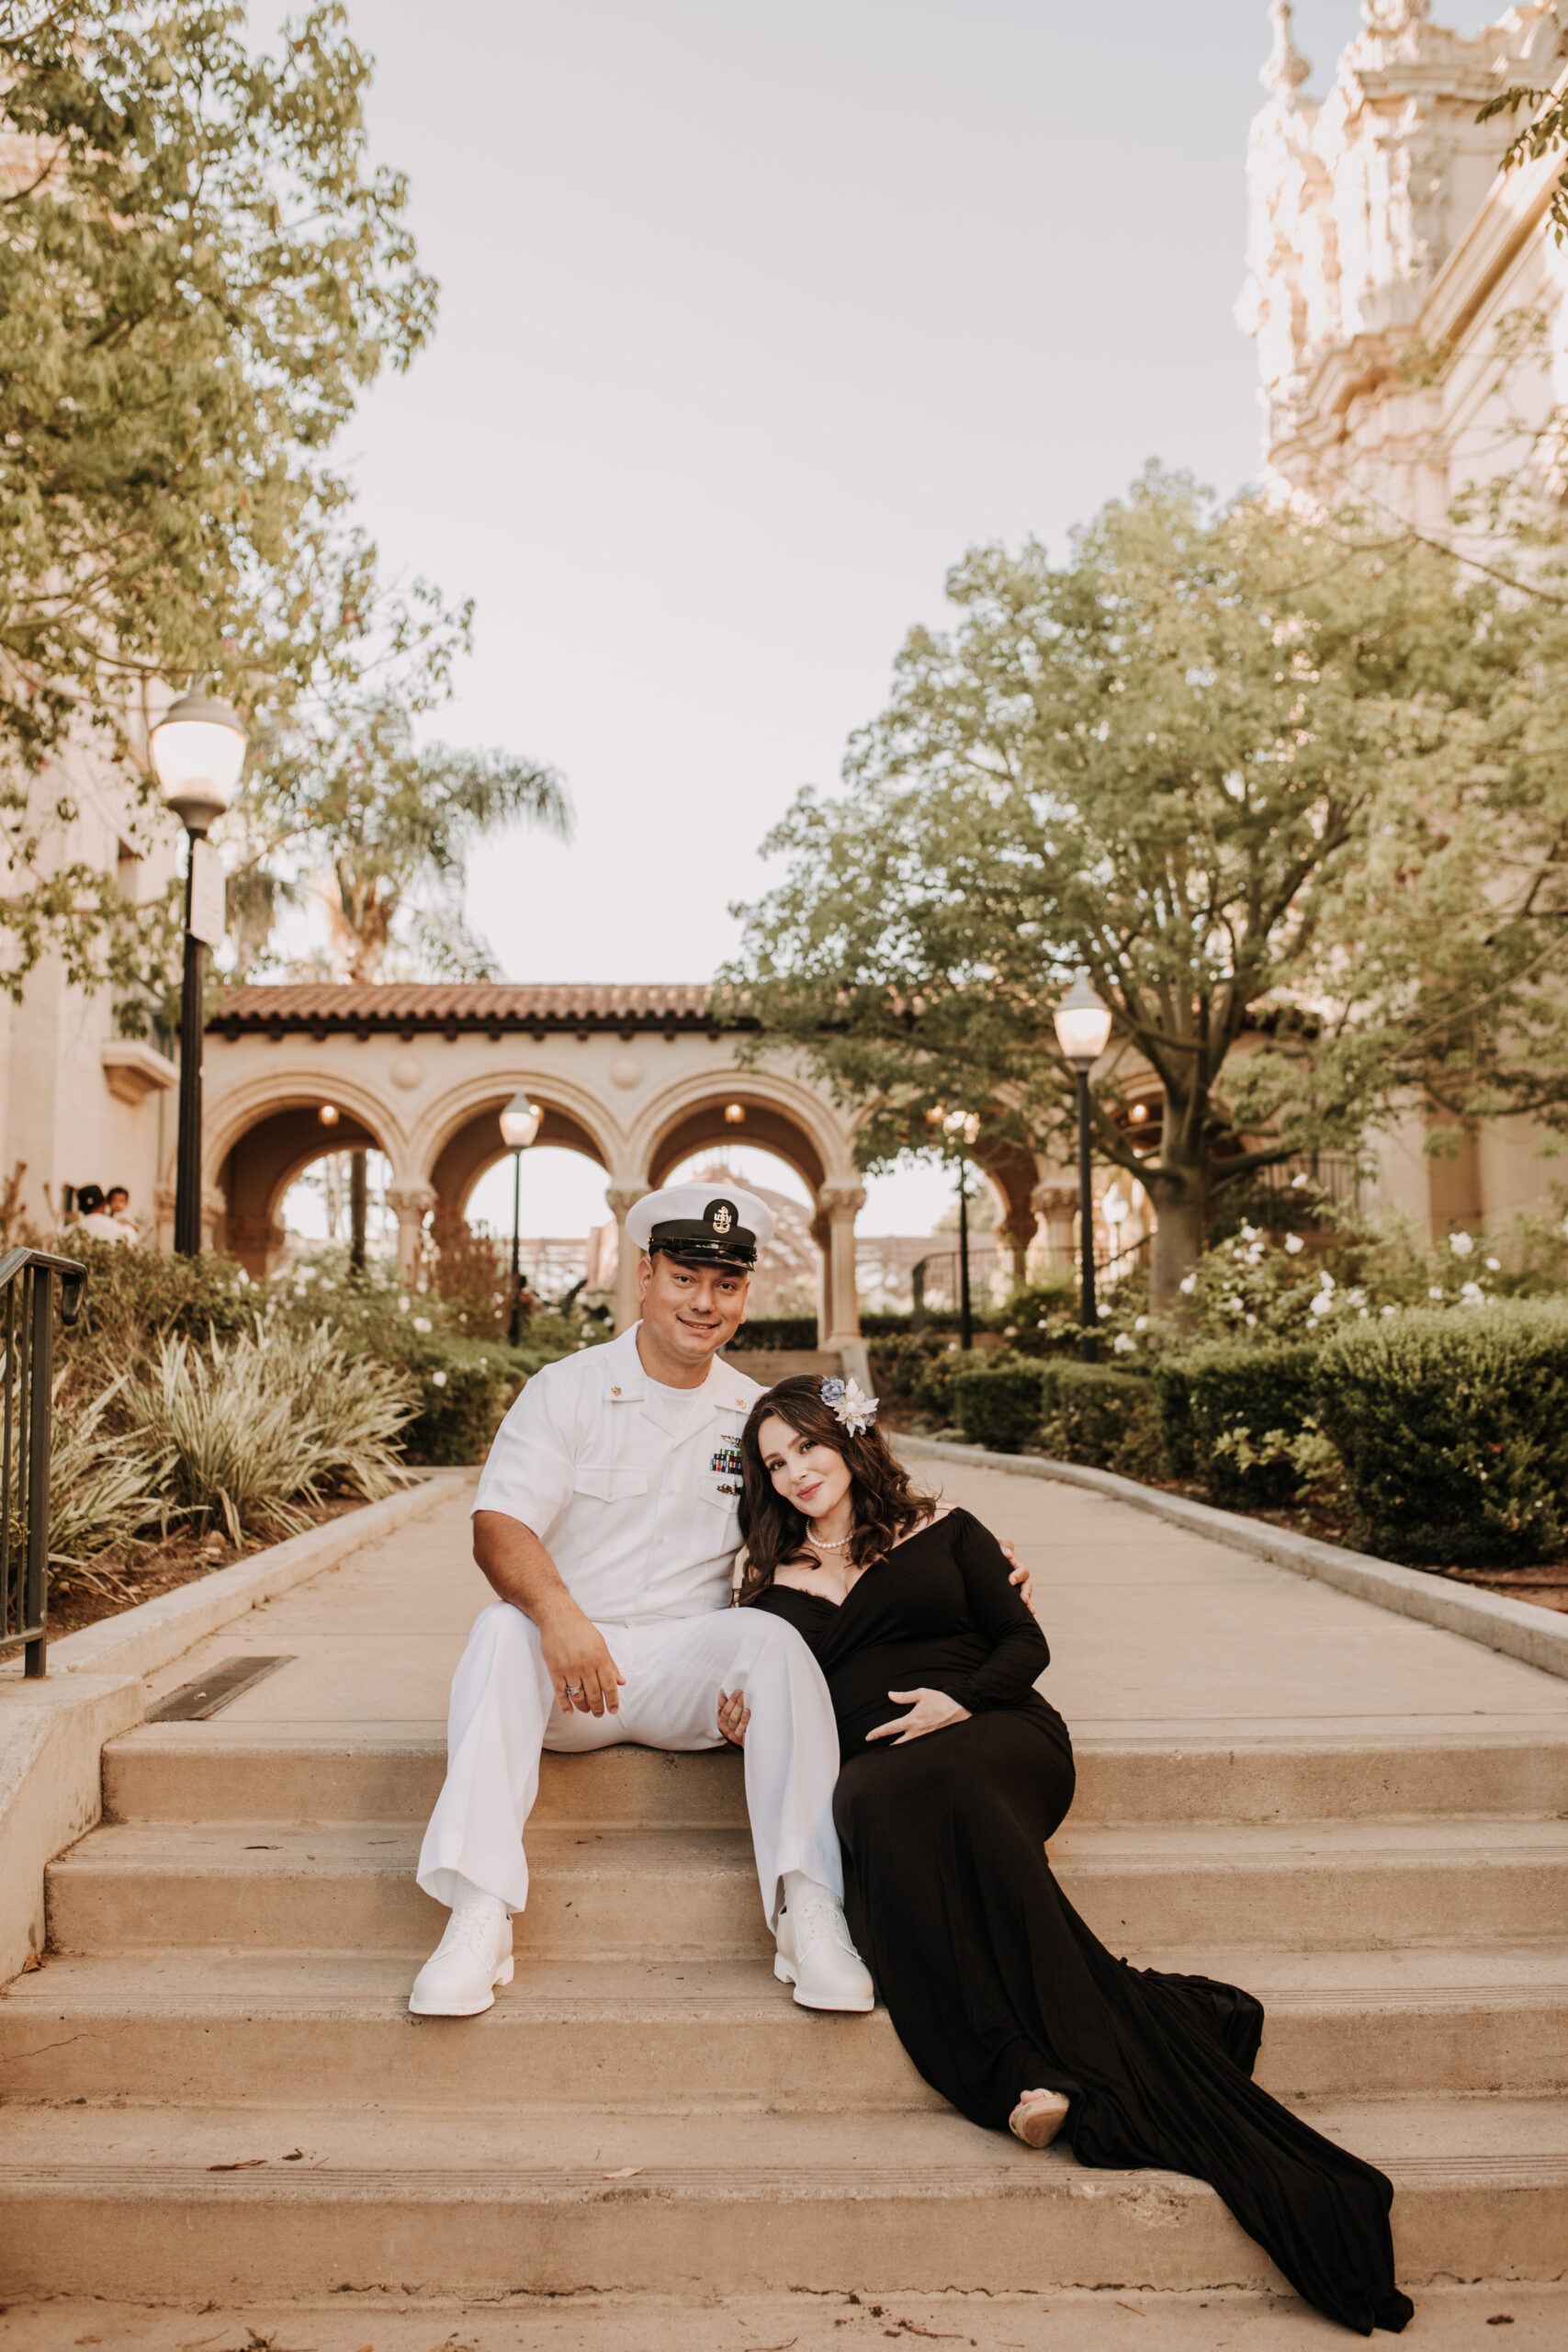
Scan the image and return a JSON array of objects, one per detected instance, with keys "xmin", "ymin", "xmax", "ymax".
[
  {"xmin": 774, "ymin": 1884, "xmax": 874, "ymax": 2011},
  {"xmin": 409, "ymin": 1901, "xmax": 514, "ymax": 2016}
]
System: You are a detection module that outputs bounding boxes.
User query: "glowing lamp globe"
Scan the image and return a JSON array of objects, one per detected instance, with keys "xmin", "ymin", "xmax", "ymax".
[
  {"xmin": 500, "ymin": 1094, "xmax": 543, "ymax": 1150},
  {"xmin": 1053, "ymin": 975, "xmax": 1112, "ymax": 1069},
  {"xmin": 149, "ymin": 692, "xmax": 249, "ymax": 834}
]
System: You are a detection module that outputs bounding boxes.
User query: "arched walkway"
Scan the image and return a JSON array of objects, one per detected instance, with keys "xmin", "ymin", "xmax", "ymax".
[{"xmin": 197, "ymin": 988, "xmax": 879, "ymax": 1331}]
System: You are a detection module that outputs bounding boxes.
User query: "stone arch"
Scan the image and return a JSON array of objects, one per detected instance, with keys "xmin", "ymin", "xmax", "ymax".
[
  {"xmin": 412, "ymin": 1072, "xmax": 625, "ymax": 1221},
  {"xmin": 191, "ymin": 1069, "xmax": 407, "ymax": 1277}
]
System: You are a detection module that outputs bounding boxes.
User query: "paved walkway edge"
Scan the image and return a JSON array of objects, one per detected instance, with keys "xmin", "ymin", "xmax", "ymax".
[
  {"xmin": 42, "ymin": 1472, "xmax": 468, "ymax": 1684},
  {"xmin": 0, "ymin": 1475, "xmax": 466, "ymax": 1991},
  {"xmin": 0, "ymin": 1671, "xmax": 144, "ymax": 1984},
  {"xmin": 897, "ymin": 1435, "xmax": 1568, "ymax": 1682}
]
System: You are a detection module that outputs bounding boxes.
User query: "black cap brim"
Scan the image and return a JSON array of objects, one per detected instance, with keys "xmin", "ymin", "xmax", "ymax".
[{"xmin": 649, "ymin": 1236, "xmax": 756, "ymax": 1271}]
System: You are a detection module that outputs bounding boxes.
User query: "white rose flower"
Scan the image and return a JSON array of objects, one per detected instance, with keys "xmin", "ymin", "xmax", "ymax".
[
  {"xmin": 1460, "ymin": 1281, "xmax": 1483, "ymax": 1305},
  {"xmin": 398, "ymin": 1295, "xmax": 410, "ymax": 1313},
  {"xmin": 1112, "ymin": 1332, "xmax": 1135, "ymax": 1353},
  {"xmin": 412, "ymin": 1316, "xmax": 433, "ymax": 1333},
  {"xmin": 431, "ymin": 1369, "xmax": 447, "ymax": 1387},
  {"xmin": 1485, "ymin": 1257, "xmax": 1501, "ymax": 1272},
  {"xmin": 1178, "ymin": 1272, "xmax": 1197, "ymax": 1295},
  {"xmin": 1291, "ymin": 1172, "xmax": 1308, "ymax": 1189},
  {"xmin": 1309, "ymin": 1292, "xmax": 1334, "ymax": 1316},
  {"xmin": 1246, "ymin": 1313, "xmax": 1258, "ymax": 1327},
  {"xmin": 1449, "ymin": 1231, "xmax": 1474, "ymax": 1259},
  {"xmin": 1134, "ymin": 1315, "xmax": 1148, "ymax": 1332},
  {"xmin": 1428, "ymin": 1286, "xmax": 1444, "ymax": 1300},
  {"xmin": 1382, "ymin": 1305, "xmax": 1397, "ymax": 1317},
  {"xmin": 1317, "ymin": 1271, "xmax": 1335, "ymax": 1293},
  {"xmin": 1240, "ymin": 1223, "xmax": 1258, "ymax": 1242},
  {"xmin": 1284, "ymin": 1234, "xmax": 1305, "ymax": 1255}
]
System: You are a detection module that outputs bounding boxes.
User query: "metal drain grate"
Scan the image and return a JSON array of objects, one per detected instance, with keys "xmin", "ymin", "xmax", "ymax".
[{"xmin": 146, "ymin": 1655, "xmax": 297, "ymax": 1722}]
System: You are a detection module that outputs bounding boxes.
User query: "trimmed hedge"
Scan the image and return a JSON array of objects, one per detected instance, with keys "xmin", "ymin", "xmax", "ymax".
[
  {"xmin": 953, "ymin": 1362, "xmax": 1049, "ymax": 1453},
  {"xmin": 1174, "ymin": 1341, "xmax": 1322, "ymax": 1510},
  {"xmin": 736, "ymin": 1316, "xmax": 818, "ymax": 1350},
  {"xmin": 1313, "ymin": 1303, "xmax": 1568, "ymax": 1566},
  {"xmin": 390, "ymin": 1333, "xmax": 538, "ymax": 1465},
  {"xmin": 1039, "ymin": 1363, "xmax": 1164, "ymax": 1479}
]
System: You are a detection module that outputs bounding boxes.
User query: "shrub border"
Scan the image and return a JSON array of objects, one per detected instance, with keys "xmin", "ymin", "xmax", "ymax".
[{"xmin": 896, "ymin": 1435, "xmax": 1568, "ymax": 1684}]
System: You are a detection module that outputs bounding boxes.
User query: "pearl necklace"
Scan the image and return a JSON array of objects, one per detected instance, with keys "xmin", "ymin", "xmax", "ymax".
[{"xmin": 807, "ymin": 1529, "xmax": 854, "ymax": 1562}]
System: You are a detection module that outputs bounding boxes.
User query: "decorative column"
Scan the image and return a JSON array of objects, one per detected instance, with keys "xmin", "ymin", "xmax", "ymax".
[
  {"xmin": 1032, "ymin": 1182, "xmax": 1078, "ymax": 1277},
  {"xmin": 200, "ymin": 1184, "xmax": 227, "ymax": 1256},
  {"xmin": 387, "ymin": 1182, "xmax": 436, "ymax": 1283},
  {"xmin": 817, "ymin": 1182, "xmax": 866, "ymax": 1345},
  {"xmin": 605, "ymin": 1184, "xmax": 647, "ymax": 1335},
  {"xmin": 999, "ymin": 1205, "xmax": 1040, "ymax": 1289}
]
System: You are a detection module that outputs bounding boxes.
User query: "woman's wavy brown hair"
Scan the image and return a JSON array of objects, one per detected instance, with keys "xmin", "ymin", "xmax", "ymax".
[{"xmin": 734, "ymin": 1374, "xmax": 929, "ymax": 1602}]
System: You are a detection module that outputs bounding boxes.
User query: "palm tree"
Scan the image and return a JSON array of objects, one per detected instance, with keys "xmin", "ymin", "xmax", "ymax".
[{"xmin": 236, "ymin": 695, "xmax": 571, "ymax": 1260}]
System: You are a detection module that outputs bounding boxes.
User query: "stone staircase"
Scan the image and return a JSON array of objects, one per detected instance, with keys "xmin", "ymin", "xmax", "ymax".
[{"xmin": 2, "ymin": 1714, "xmax": 1566, "ymax": 2305}]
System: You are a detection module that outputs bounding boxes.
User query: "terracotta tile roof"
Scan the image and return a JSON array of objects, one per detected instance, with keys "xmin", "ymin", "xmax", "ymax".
[{"xmin": 209, "ymin": 982, "xmax": 743, "ymax": 1034}]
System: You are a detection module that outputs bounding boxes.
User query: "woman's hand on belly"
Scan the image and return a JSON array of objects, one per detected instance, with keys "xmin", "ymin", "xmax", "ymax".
[{"xmin": 864, "ymin": 1688, "xmax": 973, "ymax": 1747}]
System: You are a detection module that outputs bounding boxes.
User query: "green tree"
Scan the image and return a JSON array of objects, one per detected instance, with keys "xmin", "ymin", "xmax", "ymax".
[
  {"xmin": 0, "ymin": 0, "xmax": 440, "ymax": 989},
  {"xmin": 727, "ymin": 471, "xmax": 1524, "ymax": 1311}
]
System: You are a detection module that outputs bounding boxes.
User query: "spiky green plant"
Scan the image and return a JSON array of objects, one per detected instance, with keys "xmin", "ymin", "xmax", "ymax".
[
  {"xmin": 46, "ymin": 1374, "xmax": 170, "ymax": 1567},
  {"xmin": 126, "ymin": 1320, "xmax": 416, "ymax": 1546}
]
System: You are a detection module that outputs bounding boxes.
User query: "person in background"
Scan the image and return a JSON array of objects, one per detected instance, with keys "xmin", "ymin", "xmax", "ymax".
[
  {"xmin": 104, "ymin": 1184, "xmax": 141, "ymax": 1243},
  {"xmin": 72, "ymin": 1184, "xmax": 131, "ymax": 1243}
]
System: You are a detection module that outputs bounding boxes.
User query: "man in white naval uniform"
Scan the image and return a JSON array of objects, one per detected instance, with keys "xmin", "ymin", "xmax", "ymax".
[{"xmin": 411, "ymin": 1181, "xmax": 874, "ymax": 2017}]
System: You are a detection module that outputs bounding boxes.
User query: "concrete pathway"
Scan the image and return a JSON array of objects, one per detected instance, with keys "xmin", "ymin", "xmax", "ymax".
[{"xmin": 131, "ymin": 1453, "xmax": 1568, "ymax": 1741}]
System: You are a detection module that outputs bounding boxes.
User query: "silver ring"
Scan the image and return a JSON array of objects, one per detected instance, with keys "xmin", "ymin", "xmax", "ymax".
[{"xmin": 563, "ymin": 1681, "xmax": 585, "ymax": 1697}]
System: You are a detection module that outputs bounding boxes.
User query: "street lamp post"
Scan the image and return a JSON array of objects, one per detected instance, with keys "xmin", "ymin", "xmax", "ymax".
[
  {"xmin": 499, "ymin": 1093, "xmax": 542, "ymax": 1344},
  {"xmin": 935, "ymin": 1108, "xmax": 981, "ymax": 1351},
  {"xmin": 149, "ymin": 692, "xmax": 249, "ymax": 1258},
  {"xmin": 1052, "ymin": 975, "xmax": 1114, "ymax": 1363}
]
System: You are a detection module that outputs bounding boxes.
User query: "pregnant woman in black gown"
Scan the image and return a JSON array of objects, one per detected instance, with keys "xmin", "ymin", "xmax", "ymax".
[{"xmin": 722, "ymin": 1374, "xmax": 1413, "ymax": 2339}]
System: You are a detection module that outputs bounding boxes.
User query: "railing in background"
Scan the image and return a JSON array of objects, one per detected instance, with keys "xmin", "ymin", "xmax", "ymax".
[
  {"xmin": 1, "ymin": 1248, "xmax": 86, "ymax": 1679},
  {"xmin": 1095, "ymin": 1229, "xmax": 1152, "ymax": 1282}
]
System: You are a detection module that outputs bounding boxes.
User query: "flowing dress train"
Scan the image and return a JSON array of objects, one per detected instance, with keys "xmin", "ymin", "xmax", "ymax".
[{"xmin": 750, "ymin": 1509, "xmax": 1413, "ymax": 2337}]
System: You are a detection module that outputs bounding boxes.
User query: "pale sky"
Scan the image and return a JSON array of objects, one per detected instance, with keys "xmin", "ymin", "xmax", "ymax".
[{"xmin": 268, "ymin": 2, "xmax": 1491, "ymax": 1238}]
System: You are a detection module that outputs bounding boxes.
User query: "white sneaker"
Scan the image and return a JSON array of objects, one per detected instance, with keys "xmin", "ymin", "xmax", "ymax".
[
  {"xmin": 774, "ymin": 1885, "xmax": 874, "ymax": 2012},
  {"xmin": 409, "ymin": 1902, "xmax": 514, "ymax": 2017}
]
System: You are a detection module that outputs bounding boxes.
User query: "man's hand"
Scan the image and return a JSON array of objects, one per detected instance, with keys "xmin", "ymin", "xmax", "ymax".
[
  {"xmin": 717, "ymin": 1687, "xmax": 750, "ymax": 1747},
  {"xmin": 865, "ymin": 1687, "xmax": 971, "ymax": 1747},
  {"xmin": 538, "ymin": 1599, "xmax": 626, "ymax": 1715},
  {"xmin": 1000, "ymin": 1537, "xmax": 1034, "ymax": 1611}
]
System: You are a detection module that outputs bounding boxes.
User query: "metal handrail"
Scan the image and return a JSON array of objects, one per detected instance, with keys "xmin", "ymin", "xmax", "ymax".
[{"xmin": 1, "ymin": 1247, "xmax": 87, "ymax": 1679}]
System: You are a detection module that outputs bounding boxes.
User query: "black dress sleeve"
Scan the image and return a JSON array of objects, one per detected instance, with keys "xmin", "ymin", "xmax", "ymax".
[{"xmin": 942, "ymin": 1509, "xmax": 1050, "ymax": 1713}]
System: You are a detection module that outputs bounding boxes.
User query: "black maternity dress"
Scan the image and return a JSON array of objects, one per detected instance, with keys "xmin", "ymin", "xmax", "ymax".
[{"xmin": 750, "ymin": 1508, "xmax": 1413, "ymax": 2338}]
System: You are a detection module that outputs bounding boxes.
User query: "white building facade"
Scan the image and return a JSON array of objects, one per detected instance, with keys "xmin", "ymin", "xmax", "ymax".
[{"xmin": 1237, "ymin": 0, "xmax": 1568, "ymax": 1242}]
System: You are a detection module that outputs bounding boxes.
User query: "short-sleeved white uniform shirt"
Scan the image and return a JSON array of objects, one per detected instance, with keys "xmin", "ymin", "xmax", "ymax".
[{"xmin": 473, "ymin": 1322, "xmax": 766, "ymax": 1623}]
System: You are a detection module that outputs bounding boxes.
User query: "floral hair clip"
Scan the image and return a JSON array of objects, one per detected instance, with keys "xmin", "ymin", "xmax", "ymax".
[{"xmin": 821, "ymin": 1374, "xmax": 878, "ymax": 1435}]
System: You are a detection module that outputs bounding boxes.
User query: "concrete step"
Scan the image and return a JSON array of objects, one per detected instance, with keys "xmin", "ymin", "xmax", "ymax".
[
  {"xmin": 100, "ymin": 1718, "xmax": 1568, "ymax": 1829},
  {"xmin": 6, "ymin": 1946, "xmax": 1567, "ymax": 2109},
  {"xmin": 0, "ymin": 2096, "xmax": 1562, "ymax": 2301},
  {"xmin": 47, "ymin": 1815, "xmax": 1568, "ymax": 1959}
]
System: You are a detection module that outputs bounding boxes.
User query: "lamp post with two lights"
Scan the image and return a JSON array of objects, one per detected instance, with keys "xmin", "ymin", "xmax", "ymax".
[
  {"xmin": 1052, "ymin": 975, "xmax": 1114, "ymax": 1363},
  {"xmin": 149, "ymin": 692, "xmax": 250, "ymax": 1258}
]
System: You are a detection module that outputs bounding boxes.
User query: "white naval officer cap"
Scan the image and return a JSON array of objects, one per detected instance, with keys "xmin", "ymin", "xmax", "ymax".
[{"xmin": 623, "ymin": 1182, "xmax": 775, "ymax": 1271}]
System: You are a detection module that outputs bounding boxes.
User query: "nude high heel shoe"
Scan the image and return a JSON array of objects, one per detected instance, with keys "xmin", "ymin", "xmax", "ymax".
[{"xmin": 1009, "ymin": 2088, "xmax": 1071, "ymax": 2149}]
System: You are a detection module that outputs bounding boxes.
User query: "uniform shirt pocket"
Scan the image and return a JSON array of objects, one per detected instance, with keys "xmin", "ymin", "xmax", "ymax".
[{"xmin": 573, "ymin": 1465, "xmax": 650, "ymax": 1501}]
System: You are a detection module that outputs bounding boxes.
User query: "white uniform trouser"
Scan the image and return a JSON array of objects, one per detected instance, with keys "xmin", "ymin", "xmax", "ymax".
[{"xmin": 416, "ymin": 1601, "xmax": 842, "ymax": 1929}]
